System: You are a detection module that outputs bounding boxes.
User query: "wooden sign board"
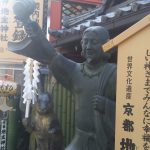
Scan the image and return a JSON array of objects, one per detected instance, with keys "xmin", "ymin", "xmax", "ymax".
[
  {"xmin": 0, "ymin": 0, "xmax": 47, "ymax": 62},
  {"xmin": 103, "ymin": 14, "xmax": 150, "ymax": 149}
]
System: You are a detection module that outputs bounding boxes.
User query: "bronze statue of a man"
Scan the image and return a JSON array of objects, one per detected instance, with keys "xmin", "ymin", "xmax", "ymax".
[{"xmin": 9, "ymin": 1, "xmax": 117, "ymax": 149}]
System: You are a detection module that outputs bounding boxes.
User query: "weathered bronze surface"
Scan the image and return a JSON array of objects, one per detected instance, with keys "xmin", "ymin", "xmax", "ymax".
[
  {"xmin": 22, "ymin": 92, "xmax": 63, "ymax": 150},
  {"xmin": 8, "ymin": 1, "xmax": 117, "ymax": 149}
]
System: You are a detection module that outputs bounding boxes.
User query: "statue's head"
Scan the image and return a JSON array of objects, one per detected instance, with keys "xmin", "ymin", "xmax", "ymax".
[
  {"xmin": 81, "ymin": 26, "xmax": 110, "ymax": 64},
  {"xmin": 36, "ymin": 92, "xmax": 53, "ymax": 115}
]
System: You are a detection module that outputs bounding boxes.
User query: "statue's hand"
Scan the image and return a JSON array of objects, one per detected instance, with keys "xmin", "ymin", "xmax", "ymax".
[
  {"xmin": 48, "ymin": 128, "xmax": 57, "ymax": 134},
  {"xmin": 13, "ymin": 0, "xmax": 41, "ymax": 37},
  {"xmin": 92, "ymin": 95, "xmax": 106, "ymax": 113},
  {"xmin": 22, "ymin": 118, "xmax": 28, "ymax": 127},
  {"xmin": 24, "ymin": 20, "xmax": 41, "ymax": 37},
  {"xmin": 13, "ymin": 0, "xmax": 36, "ymax": 22}
]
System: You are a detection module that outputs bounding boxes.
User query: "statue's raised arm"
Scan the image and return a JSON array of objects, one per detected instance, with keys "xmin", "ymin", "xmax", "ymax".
[
  {"xmin": 8, "ymin": 0, "xmax": 76, "ymax": 90},
  {"xmin": 8, "ymin": 0, "xmax": 57, "ymax": 64},
  {"xmin": 8, "ymin": 1, "xmax": 117, "ymax": 149}
]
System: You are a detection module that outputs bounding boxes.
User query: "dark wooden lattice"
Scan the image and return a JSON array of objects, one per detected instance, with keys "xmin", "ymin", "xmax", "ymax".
[
  {"xmin": 62, "ymin": 1, "xmax": 95, "ymax": 17},
  {"xmin": 62, "ymin": 1, "xmax": 96, "ymax": 28}
]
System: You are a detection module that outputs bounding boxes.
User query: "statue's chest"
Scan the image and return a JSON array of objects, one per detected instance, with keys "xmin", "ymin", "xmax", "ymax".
[
  {"xmin": 34, "ymin": 114, "xmax": 50, "ymax": 134},
  {"xmin": 73, "ymin": 74, "xmax": 100, "ymax": 95},
  {"xmin": 72, "ymin": 64, "xmax": 107, "ymax": 95}
]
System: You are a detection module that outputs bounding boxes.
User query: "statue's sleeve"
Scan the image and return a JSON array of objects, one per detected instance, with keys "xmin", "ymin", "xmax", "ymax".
[
  {"xmin": 104, "ymin": 67, "xmax": 117, "ymax": 133},
  {"xmin": 24, "ymin": 21, "xmax": 77, "ymax": 89},
  {"xmin": 49, "ymin": 54, "xmax": 76, "ymax": 91},
  {"xmin": 8, "ymin": 21, "xmax": 76, "ymax": 90},
  {"xmin": 104, "ymin": 98, "xmax": 116, "ymax": 132}
]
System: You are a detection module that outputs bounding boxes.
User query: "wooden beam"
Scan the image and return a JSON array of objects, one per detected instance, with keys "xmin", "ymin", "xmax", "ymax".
[
  {"xmin": 103, "ymin": 14, "xmax": 150, "ymax": 52},
  {"xmin": 64, "ymin": 0, "xmax": 101, "ymax": 6}
]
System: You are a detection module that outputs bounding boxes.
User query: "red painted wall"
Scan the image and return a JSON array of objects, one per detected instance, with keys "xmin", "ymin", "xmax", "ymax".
[
  {"xmin": 49, "ymin": 0, "xmax": 102, "ymax": 41},
  {"xmin": 49, "ymin": 0, "xmax": 62, "ymax": 41}
]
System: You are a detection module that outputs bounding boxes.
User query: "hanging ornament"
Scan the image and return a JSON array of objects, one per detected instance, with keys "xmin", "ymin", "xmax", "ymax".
[
  {"xmin": 23, "ymin": 58, "xmax": 40, "ymax": 118},
  {"xmin": 32, "ymin": 60, "xmax": 40, "ymax": 104},
  {"xmin": 0, "ymin": 81, "xmax": 18, "ymax": 150}
]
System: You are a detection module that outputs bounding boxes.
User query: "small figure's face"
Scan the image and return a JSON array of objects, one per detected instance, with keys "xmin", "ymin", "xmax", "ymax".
[
  {"xmin": 81, "ymin": 31, "xmax": 104, "ymax": 64},
  {"xmin": 36, "ymin": 93, "xmax": 53, "ymax": 115}
]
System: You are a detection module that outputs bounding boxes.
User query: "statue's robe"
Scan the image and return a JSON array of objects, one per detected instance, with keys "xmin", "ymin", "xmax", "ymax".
[{"xmin": 8, "ymin": 21, "xmax": 116, "ymax": 150}]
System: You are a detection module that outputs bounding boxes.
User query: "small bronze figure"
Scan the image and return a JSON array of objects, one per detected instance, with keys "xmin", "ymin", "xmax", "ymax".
[
  {"xmin": 22, "ymin": 92, "xmax": 63, "ymax": 150},
  {"xmin": 9, "ymin": 0, "xmax": 117, "ymax": 149}
]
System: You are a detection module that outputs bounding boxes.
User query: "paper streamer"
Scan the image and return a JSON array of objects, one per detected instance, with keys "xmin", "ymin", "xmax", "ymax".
[{"xmin": 23, "ymin": 58, "xmax": 40, "ymax": 118}]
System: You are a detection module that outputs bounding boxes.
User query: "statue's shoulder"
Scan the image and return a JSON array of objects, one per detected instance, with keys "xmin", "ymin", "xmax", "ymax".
[
  {"xmin": 103, "ymin": 63, "xmax": 117, "ymax": 82},
  {"xmin": 106, "ymin": 62, "xmax": 117, "ymax": 68},
  {"xmin": 105, "ymin": 63, "xmax": 117, "ymax": 73},
  {"xmin": 106, "ymin": 63, "xmax": 117, "ymax": 85}
]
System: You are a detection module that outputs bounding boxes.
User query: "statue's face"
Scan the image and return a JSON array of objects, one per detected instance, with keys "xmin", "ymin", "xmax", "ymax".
[
  {"xmin": 81, "ymin": 31, "xmax": 104, "ymax": 64},
  {"xmin": 36, "ymin": 94, "xmax": 53, "ymax": 115}
]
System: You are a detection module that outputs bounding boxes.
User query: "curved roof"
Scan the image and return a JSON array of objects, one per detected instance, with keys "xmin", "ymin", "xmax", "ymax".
[{"xmin": 49, "ymin": 0, "xmax": 150, "ymax": 47}]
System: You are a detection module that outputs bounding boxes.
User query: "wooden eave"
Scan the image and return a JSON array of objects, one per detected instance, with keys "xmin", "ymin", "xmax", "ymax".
[{"xmin": 50, "ymin": 0, "xmax": 150, "ymax": 48}]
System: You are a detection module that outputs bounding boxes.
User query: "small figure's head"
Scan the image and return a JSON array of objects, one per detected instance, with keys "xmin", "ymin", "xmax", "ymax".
[
  {"xmin": 36, "ymin": 92, "xmax": 53, "ymax": 115},
  {"xmin": 81, "ymin": 26, "xmax": 110, "ymax": 65}
]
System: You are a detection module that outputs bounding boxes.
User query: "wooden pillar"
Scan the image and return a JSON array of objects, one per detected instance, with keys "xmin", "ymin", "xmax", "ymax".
[{"xmin": 49, "ymin": 0, "xmax": 62, "ymax": 41}]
